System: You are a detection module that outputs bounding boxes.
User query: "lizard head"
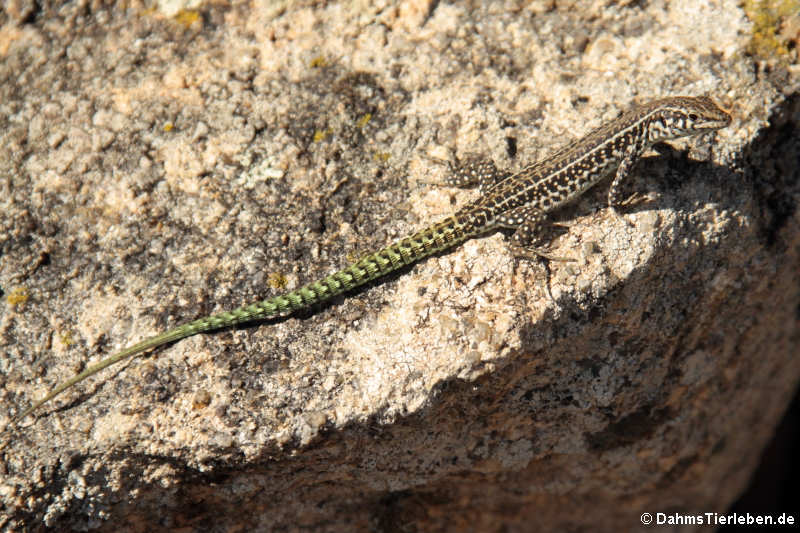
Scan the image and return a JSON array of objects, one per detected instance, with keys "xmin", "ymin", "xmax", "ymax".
[{"xmin": 647, "ymin": 96, "xmax": 732, "ymax": 143}]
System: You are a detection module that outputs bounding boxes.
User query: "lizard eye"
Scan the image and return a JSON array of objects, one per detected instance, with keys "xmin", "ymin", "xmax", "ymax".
[{"xmin": 688, "ymin": 112, "xmax": 699, "ymax": 121}]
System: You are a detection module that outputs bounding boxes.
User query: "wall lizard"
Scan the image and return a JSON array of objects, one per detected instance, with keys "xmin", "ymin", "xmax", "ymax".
[{"xmin": 3, "ymin": 96, "xmax": 731, "ymax": 441}]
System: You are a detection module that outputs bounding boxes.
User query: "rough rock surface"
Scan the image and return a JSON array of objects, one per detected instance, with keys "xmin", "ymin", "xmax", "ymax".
[{"xmin": 1, "ymin": 1, "xmax": 798, "ymax": 531}]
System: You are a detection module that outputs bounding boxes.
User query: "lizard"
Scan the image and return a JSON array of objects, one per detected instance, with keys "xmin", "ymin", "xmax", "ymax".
[{"xmin": 2, "ymin": 95, "xmax": 731, "ymax": 440}]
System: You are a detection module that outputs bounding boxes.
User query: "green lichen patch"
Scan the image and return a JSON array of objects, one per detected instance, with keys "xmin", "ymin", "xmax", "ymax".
[{"xmin": 742, "ymin": 0, "xmax": 800, "ymax": 63}]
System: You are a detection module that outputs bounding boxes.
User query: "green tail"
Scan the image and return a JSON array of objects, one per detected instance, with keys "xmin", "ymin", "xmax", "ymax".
[{"xmin": 12, "ymin": 215, "xmax": 474, "ymax": 424}]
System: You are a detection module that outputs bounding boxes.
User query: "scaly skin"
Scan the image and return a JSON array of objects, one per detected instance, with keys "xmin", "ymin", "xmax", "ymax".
[{"xmin": 3, "ymin": 96, "xmax": 731, "ymax": 441}]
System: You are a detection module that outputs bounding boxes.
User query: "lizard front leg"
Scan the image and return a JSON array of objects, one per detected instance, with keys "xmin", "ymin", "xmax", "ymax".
[
  {"xmin": 607, "ymin": 140, "xmax": 647, "ymax": 226},
  {"xmin": 495, "ymin": 205, "xmax": 573, "ymax": 261}
]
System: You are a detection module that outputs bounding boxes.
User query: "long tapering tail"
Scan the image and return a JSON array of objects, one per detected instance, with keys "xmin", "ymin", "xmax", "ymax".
[{"xmin": 11, "ymin": 214, "xmax": 475, "ymax": 425}]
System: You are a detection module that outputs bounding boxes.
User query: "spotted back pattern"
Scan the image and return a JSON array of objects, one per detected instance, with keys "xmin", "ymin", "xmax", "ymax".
[{"xmin": 6, "ymin": 96, "xmax": 731, "ymax": 430}]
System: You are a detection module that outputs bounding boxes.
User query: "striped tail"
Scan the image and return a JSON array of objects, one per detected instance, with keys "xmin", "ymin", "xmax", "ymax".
[{"xmin": 12, "ymin": 215, "xmax": 474, "ymax": 424}]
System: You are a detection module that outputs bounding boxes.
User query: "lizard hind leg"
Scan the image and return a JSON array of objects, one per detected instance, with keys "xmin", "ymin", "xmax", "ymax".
[{"xmin": 445, "ymin": 156, "xmax": 513, "ymax": 193}]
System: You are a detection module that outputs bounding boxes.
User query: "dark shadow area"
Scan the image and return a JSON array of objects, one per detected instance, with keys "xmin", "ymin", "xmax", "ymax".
[{"xmin": 721, "ymin": 386, "xmax": 800, "ymax": 531}]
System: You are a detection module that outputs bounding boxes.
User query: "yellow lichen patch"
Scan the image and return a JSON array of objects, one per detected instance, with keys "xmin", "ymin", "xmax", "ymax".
[
  {"xmin": 6, "ymin": 287, "xmax": 29, "ymax": 306},
  {"xmin": 309, "ymin": 55, "xmax": 327, "ymax": 68},
  {"xmin": 268, "ymin": 272, "xmax": 288, "ymax": 289},
  {"xmin": 163, "ymin": 121, "xmax": 174, "ymax": 132},
  {"xmin": 174, "ymin": 9, "xmax": 201, "ymax": 29},
  {"xmin": 742, "ymin": 0, "xmax": 800, "ymax": 62},
  {"xmin": 313, "ymin": 128, "xmax": 333, "ymax": 142},
  {"xmin": 60, "ymin": 331, "xmax": 75, "ymax": 347},
  {"xmin": 356, "ymin": 113, "xmax": 372, "ymax": 129},
  {"xmin": 373, "ymin": 151, "xmax": 391, "ymax": 163}
]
